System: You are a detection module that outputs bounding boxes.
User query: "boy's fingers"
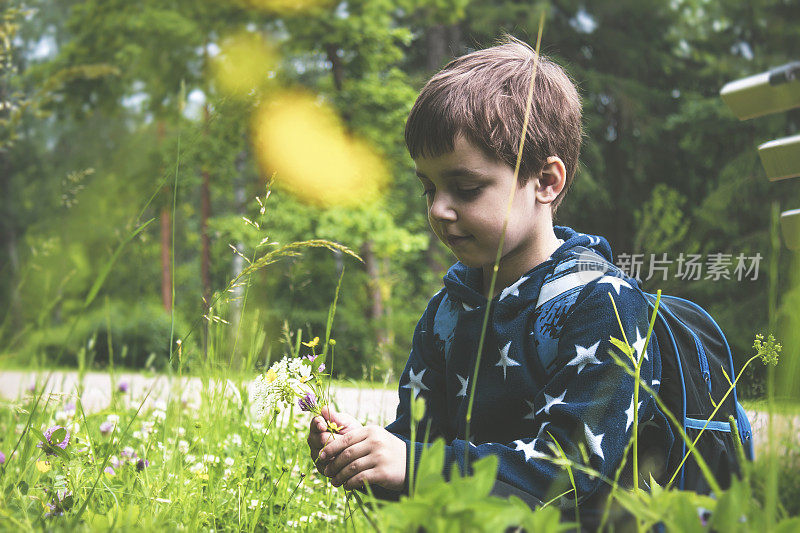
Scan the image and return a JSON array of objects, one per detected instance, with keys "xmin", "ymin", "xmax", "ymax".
[
  {"xmin": 320, "ymin": 427, "xmax": 367, "ymax": 460},
  {"xmin": 331, "ymin": 456, "xmax": 377, "ymax": 488},
  {"xmin": 342, "ymin": 468, "xmax": 380, "ymax": 491},
  {"xmin": 324, "ymin": 440, "xmax": 371, "ymax": 478}
]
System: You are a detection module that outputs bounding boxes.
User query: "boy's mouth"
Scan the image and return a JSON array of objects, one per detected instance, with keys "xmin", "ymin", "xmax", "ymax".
[{"xmin": 446, "ymin": 233, "xmax": 472, "ymax": 246}]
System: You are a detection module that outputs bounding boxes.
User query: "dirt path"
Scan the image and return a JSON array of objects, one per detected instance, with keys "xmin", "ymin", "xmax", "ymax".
[
  {"xmin": 0, "ymin": 370, "xmax": 399, "ymax": 425},
  {"xmin": 1, "ymin": 370, "xmax": 794, "ymax": 457}
]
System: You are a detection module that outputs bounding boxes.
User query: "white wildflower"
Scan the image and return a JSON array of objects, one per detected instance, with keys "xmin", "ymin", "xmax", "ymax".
[
  {"xmin": 178, "ymin": 440, "xmax": 190, "ymax": 454},
  {"xmin": 224, "ymin": 457, "xmax": 235, "ymax": 467},
  {"xmin": 107, "ymin": 414, "xmax": 120, "ymax": 424},
  {"xmin": 249, "ymin": 356, "xmax": 313, "ymax": 421},
  {"xmin": 185, "ymin": 454, "xmax": 196, "ymax": 464},
  {"xmin": 189, "ymin": 462, "xmax": 208, "ymax": 476},
  {"xmin": 176, "ymin": 426, "xmax": 186, "ymax": 437}
]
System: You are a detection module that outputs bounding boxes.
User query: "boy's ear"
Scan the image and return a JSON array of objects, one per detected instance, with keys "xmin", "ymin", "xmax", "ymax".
[{"xmin": 535, "ymin": 156, "xmax": 566, "ymax": 204}]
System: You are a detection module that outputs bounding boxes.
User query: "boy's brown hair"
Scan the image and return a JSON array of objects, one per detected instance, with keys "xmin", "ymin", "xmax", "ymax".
[{"xmin": 405, "ymin": 36, "xmax": 582, "ymax": 210}]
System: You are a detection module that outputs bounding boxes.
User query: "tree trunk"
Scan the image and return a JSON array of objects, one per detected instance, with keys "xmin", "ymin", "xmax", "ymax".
[
  {"xmin": 157, "ymin": 120, "xmax": 172, "ymax": 313},
  {"xmin": 362, "ymin": 240, "xmax": 390, "ymax": 369},
  {"xmin": 426, "ymin": 24, "xmax": 448, "ymax": 72}
]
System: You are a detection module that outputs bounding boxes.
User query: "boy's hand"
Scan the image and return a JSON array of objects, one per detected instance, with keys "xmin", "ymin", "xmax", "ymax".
[
  {"xmin": 320, "ymin": 425, "xmax": 406, "ymax": 492},
  {"xmin": 307, "ymin": 406, "xmax": 361, "ymax": 476}
]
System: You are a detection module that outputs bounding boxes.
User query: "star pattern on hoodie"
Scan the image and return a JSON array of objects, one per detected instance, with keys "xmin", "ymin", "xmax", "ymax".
[
  {"xmin": 631, "ymin": 328, "xmax": 648, "ymax": 362},
  {"xmin": 625, "ymin": 395, "xmax": 643, "ymax": 432},
  {"xmin": 566, "ymin": 341, "xmax": 602, "ymax": 374},
  {"xmin": 513, "ymin": 439, "xmax": 549, "ymax": 462},
  {"xmin": 598, "ymin": 275, "xmax": 631, "ymax": 295},
  {"xmin": 536, "ymin": 390, "xmax": 566, "ymax": 416},
  {"xmin": 523, "ymin": 399, "xmax": 536, "ymax": 420},
  {"xmin": 402, "ymin": 367, "xmax": 429, "ymax": 398},
  {"xmin": 456, "ymin": 374, "xmax": 469, "ymax": 397},
  {"xmin": 499, "ymin": 276, "xmax": 530, "ymax": 301},
  {"xmin": 584, "ymin": 423, "xmax": 605, "ymax": 461},
  {"xmin": 496, "ymin": 341, "xmax": 521, "ymax": 379}
]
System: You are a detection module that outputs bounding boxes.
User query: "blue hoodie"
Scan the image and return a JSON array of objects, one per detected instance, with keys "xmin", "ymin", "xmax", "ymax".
[{"xmin": 384, "ymin": 226, "xmax": 674, "ymax": 511}]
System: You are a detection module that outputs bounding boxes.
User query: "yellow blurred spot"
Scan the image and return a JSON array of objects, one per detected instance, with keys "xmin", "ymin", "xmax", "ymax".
[
  {"xmin": 212, "ymin": 32, "xmax": 277, "ymax": 97},
  {"xmin": 252, "ymin": 91, "xmax": 388, "ymax": 207},
  {"xmin": 265, "ymin": 369, "xmax": 278, "ymax": 383},
  {"xmin": 302, "ymin": 337, "xmax": 320, "ymax": 348},
  {"xmin": 36, "ymin": 460, "xmax": 51, "ymax": 473},
  {"xmin": 238, "ymin": 0, "xmax": 330, "ymax": 14}
]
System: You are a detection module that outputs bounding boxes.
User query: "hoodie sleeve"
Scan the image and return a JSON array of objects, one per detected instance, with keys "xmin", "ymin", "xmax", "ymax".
[
  {"xmin": 370, "ymin": 291, "xmax": 450, "ymax": 500},
  {"xmin": 401, "ymin": 280, "xmax": 665, "ymax": 505}
]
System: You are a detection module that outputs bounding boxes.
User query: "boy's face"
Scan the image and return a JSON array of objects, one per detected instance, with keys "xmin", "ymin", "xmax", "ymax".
[{"xmin": 414, "ymin": 135, "xmax": 551, "ymax": 279}]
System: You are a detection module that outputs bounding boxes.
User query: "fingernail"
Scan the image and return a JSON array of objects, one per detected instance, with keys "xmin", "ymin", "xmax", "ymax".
[{"xmin": 319, "ymin": 451, "xmax": 326, "ymax": 460}]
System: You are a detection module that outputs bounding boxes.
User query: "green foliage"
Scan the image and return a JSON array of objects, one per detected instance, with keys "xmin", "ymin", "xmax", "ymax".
[
  {"xmin": 14, "ymin": 299, "xmax": 191, "ymax": 369},
  {"xmin": 376, "ymin": 439, "xmax": 569, "ymax": 532}
]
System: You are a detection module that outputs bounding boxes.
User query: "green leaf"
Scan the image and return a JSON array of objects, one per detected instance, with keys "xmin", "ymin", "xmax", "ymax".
[
  {"xmin": 467, "ymin": 454, "xmax": 498, "ymax": 499},
  {"xmin": 709, "ymin": 478, "xmax": 754, "ymax": 533},
  {"xmin": 51, "ymin": 428, "xmax": 67, "ymax": 444},
  {"xmin": 28, "ymin": 426, "xmax": 46, "ymax": 443},
  {"xmin": 414, "ymin": 439, "xmax": 446, "ymax": 495},
  {"xmin": 17, "ymin": 481, "xmax": 28, "ymax": 495},
  {"xmin": 609, "ymin": 336, "xmax": 634, "ymax": 360},
  {"xmin": 721, "ymin": 365, "xmax": 732, "ymax": 386}
]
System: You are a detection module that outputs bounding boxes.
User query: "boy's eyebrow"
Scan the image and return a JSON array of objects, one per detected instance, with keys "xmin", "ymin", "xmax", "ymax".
[{"xmin": 415, "ymin": 168, "xmax": 490, "ymax": 180}]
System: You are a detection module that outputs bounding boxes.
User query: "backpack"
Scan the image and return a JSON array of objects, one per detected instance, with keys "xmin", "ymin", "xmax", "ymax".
[
  {"xmin": 643, "ymin": 292, "xmax": 754, "ymax": 493},
  {"xmin": 542, "ymin": 246, "xmax": 754, "ymax": 494}
]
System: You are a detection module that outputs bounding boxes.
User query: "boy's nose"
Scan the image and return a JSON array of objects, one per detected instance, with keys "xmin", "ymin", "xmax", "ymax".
[{"xmin": 429, "ymin": 194, "xmax": 457, "ymax": 222}]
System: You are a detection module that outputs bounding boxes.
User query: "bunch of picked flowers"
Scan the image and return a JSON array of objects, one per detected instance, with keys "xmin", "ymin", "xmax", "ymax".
[{"xmin": 249, "ymin": 336, "xmax": 340, "ymax": 433}]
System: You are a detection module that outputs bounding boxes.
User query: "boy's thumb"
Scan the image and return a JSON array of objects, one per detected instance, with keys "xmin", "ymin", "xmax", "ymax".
[{"xmin": 319, "ymin": 405, "xmax": 336, "ymax": 422}]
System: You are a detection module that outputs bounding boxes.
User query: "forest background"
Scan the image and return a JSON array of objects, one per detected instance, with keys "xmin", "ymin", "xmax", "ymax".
[{"xmin": 2, "ymin": 0, "xmax": 799, "ymax": 399}]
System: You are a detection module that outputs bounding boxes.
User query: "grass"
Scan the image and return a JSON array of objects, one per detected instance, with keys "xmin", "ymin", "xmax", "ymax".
[
  {"xmin": 739, "ymin": 397, "xmax": 800, "ymax": 416},
  {"xmin": 0, "ymin": 368, "xmax": 366, "ymax": 531}
]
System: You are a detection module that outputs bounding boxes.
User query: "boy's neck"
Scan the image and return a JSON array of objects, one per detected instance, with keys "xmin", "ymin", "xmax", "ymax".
[{"xmin": 482, "ymin": 226, "xmax": 561, "ymax": 299}]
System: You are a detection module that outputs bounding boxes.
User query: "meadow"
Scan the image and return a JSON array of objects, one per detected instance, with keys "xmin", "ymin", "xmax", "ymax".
[{"xmin": 4, "ymin": 0, "xmax": 800, "ymax": 531}]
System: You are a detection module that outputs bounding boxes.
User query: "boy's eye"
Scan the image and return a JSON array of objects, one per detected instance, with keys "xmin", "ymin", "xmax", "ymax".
[{"xmin": 456, "ymin": 186, "xmax": 482, "ymax": 198}]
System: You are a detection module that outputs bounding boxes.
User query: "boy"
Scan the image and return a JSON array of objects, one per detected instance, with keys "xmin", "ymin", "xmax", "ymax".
[{"xmin": 307, "ymin": 37, "xmax": 673, "ymax": 518}]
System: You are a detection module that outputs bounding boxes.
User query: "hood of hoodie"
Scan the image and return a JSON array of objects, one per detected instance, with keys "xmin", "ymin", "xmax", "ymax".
[{"xmin": 441, "ymin": 226, "xmax": 615, "ymax": 314}]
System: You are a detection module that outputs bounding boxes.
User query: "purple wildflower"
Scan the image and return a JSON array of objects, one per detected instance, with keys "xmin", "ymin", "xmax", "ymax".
[
  {"xmin": 26, "ymin": 383, "xmax": 36, "ymax": 393},
  {"xmin": 104, "ymin": 466, "xmax": 115, "ymax": 476},
  {"xmin": 117, "ymin": 381, "xmax": 129, "ymax": 393},
  {"xmin": 297, "ymin": 392, "xmax": 317, "ymax": 412},
  {"xmin": 317, "ymin": 363, "xmax": 325, "ymax": 373},
  {"xmin": 99, "ymin": 421, "xmax": 114, "ymax": 435},
  {"xmin": 0, "ymin": 450, "xmax": 5, "ymax": 464},
  {"xmin": 37, "ymin": 425, "xmax": 70, "ymax": 454},
  {"xmin": 136, "ymin": 458, "xmax": 150, "ymax": 472},
  {"xmin": 120, "ymin": 446, "xmax": 137, "ymax": 461}
]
